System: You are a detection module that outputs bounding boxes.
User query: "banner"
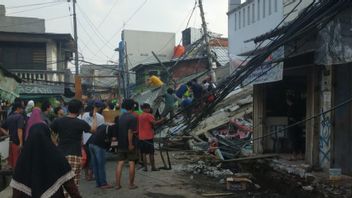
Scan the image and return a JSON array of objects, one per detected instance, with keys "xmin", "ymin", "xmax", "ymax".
[{"xmin": 242, "ymin": 46, "xmax": 284, "ymax": 85}]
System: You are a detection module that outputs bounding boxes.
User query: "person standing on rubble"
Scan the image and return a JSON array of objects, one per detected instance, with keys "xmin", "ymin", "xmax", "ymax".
[
  {"xmin": 139, "ymin": 103, "xmax": 164, "ymax": 171},
  {"xmin": 187, "ymin": 80, "xmax": 204, "ymax": 101},
  {"xmin": 115, "ymin": 99, "xmax": 139, "ymax": 190},
  {"xmin": 161, "ymin": 88, "xmax": 178, "ymax": 120},
  {"xmin": 147, "ymin": 74, "xmax": 164, "ymax": 88}
]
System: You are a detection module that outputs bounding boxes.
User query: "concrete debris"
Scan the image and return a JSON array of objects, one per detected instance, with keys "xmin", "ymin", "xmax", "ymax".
[
  {"xmin": 188, "ymin": 139, "xmax": 208, "ymax": 152},
  {"xmin": 226, "ymin": 177, "xmax": 253, "ymax": 191},
  {"xmin": 237, "ymin": 95, "xmax": 253, "ymax": 106},
  {"xmin": 178, "ymin": 161, "xmax": 233, "ymax": 178},
  {"xmin": 204, "ymin": 117, "xmax": 253, "ymax": 159},
  {"xmin": 302, "ymin": 185, "xmax": 314, "ymax": 191},
  {"xmin": 270, "ymin": 159, "xmax": 313, "ymax": 179},
  {"xmin": 219, "ymin": 178, "xmax": 225, "ymax": 184}
]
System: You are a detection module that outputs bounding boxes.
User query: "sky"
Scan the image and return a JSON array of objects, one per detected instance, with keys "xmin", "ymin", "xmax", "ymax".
[{"xmin": 1, "ymin": 0, "xmax": 229, "ymax": 65}]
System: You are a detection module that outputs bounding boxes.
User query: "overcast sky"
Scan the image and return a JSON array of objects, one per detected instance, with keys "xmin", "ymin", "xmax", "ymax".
[{"xmin": 2, "ymin": 0, "xmax": 229, "ymax": 65}]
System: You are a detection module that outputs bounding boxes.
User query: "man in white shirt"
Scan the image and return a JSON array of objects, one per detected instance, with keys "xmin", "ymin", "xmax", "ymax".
[{"xmin": 80, "ymin": 100, "xmax": 105, "ymax": 181}]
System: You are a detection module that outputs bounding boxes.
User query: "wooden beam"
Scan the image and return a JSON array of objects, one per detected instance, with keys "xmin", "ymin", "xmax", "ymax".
[{"xmin": 221, "ymin": 154, "xmax": 278, "ymax": 163}]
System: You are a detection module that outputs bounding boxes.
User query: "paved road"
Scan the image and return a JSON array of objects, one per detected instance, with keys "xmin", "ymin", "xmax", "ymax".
[
  {"xmin": 0, "ymin": 152, "xmax": 217, "ymax": 198},
  {"xmin": 79, "ymin": 153, "xmax": 203, "ymax": 198}
]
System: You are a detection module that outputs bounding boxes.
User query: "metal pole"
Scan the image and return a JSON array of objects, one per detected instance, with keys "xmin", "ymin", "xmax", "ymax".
[
  {"xmin": 124, "ymin": 42, "xmax": 130, "ymax": 98},
  {"xmin": 198, "ymin": 0, "xmax": 216, "ymax": 82},
  {"xmin": 72, "ymin": 0, "xmax": 79, "ymax": 75}
]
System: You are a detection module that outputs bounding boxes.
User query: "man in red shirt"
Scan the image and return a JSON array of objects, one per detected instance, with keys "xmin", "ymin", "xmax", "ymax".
[{"xmin": 138, "ymin": 103, "xmax": 164, "ymax": 171}]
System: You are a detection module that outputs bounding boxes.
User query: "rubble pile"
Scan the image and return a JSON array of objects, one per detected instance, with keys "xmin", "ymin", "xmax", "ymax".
[
  {"xmin": 188, "ymin": 87, "xmax": 254, "ymax": 160},
  {"xmin": 177, "ymin": 161, "xmax": 233, "ymax": 178},
  {"xmin": 270, "ymin": 159, "xmax": 314, "ymax": 179}
]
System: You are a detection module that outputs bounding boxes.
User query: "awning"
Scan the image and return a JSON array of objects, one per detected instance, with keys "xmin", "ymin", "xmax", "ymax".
[
  {"xmin": 0, "ymin": 87, "xmax": 19, "ymax": 102},
  {"xmin": 0, "ymin": 70, "xmax": 20, "ymax": 102}
]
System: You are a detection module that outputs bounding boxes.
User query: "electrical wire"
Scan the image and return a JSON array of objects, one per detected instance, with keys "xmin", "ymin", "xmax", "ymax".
[
  {"xmin": 75, "ymin": 4, "xmax": 115, "ymax": 50},
  {"xmin": 7, "ymin": 2, "xmax": 64, "ymax": 15},
  {"xmin": 153, "ymin": 0, "xmax": 332, "ymax": 134},
  {"xmin": 0, "ymin": 15, "xmax": 72, "ymax": 28},
  {"xmin": 95, "ymin": 0, "xmax": 148, "ymax": 55},
  {"xmin": 185, "ymin": 0, "xmax": 347, "ymax": 134},
  {"xmin": 76, "ymin": 19, "xmax": 111, "ymax": 60},
  {"xmin": 6, "ymin": 1, "xmax": 60, "ymax": 9},
  {"xmin": 136, "ymin": 0, "xmax": 198, "ymax": 65},
  {"xmin": 97, "ymin": 0, "xmax": 120, "ymax": 29}
]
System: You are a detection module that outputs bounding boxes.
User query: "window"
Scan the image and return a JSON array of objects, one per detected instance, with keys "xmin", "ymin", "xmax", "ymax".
[
  {"xmin": 263, "ymin": 0, "xmax": 266, "ymax": 18},
  {"xmin": 257, "ymin": 0, "xmax": 260, "ymax": 21},
  {"xmin": 252, "ymin": 3, "xmax": 255, "ymax": 23},
  {"xmin": 234, "ymin": 13, "xmax": 237, "ymax": 30},
  {"xmin": 0, "ymin": 42, "xmax": 46, "ymax": 70},
  {"xmin": 243, "ymin": 8, "xmax": 246, "ymax": 27},
  {"xmin": 239, "ymin": 10, "xmax": 241, "ymax": 29},
  {"xmin": 275, "ymin": 0, "xmax": 278, "ymax": 12},
  {"xmin": 269, "ymin": 0, "xmax": 272, "ymax": 15},
  {"xmin": 247, "ymin": 6, "xmax": 250, "ymax": 25}
]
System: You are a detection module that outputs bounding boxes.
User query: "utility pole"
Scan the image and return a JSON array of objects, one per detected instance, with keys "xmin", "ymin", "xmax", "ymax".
[
  {"xmin": 69, "ymin": 0, "xmax": 82, "ymax": 99},
  {"xmin": 118, "ymin": 41, "xmax": 127, "ymax": 99},
  {"xmin": 125, "ymin": 43, "xmax": 130, "ymax": 98},
  {"xmin": 71, "ymin": 0, "xmax": 79, "ymax": 75},
  {"xmin": 198, "ymin": 0, "xmax": 216, "ymax": 82}
]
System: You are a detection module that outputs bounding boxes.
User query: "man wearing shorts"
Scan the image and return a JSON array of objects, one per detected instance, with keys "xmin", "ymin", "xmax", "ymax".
[
  {"xmin": 115, "ymin": 99, "xmax": 138, "ymax": 190},
  {"xmin": 138, "ymin": 103, "xmax": 164, "ymax": 171},
  {"xmin": 51, "ymin": 99, "xmax": 97, "ymax": 189}
]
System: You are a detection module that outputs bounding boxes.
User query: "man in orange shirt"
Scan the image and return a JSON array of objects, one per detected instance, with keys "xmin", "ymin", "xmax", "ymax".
[{"xmin": 138, "ymin": 103, "xmax": 164, "ymax": 171}]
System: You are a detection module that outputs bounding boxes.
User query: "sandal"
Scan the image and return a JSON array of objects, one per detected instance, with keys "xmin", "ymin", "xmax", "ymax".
[
  {"xmin": 115, "ymin": 186, "xmax": 122, "ymax": 190},
  {"xmin": 100, "ymin": 184, "xmax": 113, "ymax": 189},
  {"xmin": 129, "ymin": 185, "xmax": 138, "ymax": 190}
]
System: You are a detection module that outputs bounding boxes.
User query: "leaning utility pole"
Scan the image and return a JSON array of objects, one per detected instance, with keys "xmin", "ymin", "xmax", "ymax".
[{"xmin": 198, "ymin": 0, "xmax": 216, "ymax": 82}]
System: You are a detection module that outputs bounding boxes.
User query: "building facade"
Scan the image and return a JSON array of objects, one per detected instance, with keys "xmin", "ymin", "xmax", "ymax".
[
  {"xmin": 118, "ymin": 29, "xmax": 175, "ymax": 86},
  {"xmin": 0, "ymin": 5, "xmax": 74, "ymax": 98},
  {"xmin": 230, "ymin": 0, "xmax": 352, "ymax": 176},
  {"xmin": 228, "ymin": 0, "xmax": 283, "ymax": 73}
]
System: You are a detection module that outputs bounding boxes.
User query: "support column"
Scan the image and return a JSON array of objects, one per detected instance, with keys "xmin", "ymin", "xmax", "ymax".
[
  {"xmin": 305, "ymin": 66, "xmax": 320, "ymax": 167},
  {"xmin": 319, "ymin": 65, "xmax": 332, "ymax": 169},
  {"xmin": 253, "ymin": 84, "xmax": 265, "ymax": 154}
]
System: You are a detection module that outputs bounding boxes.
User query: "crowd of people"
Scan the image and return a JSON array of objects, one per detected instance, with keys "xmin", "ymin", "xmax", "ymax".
[
  {"xmin": 0, "ymin": 96, "xmax": 166, "ymax": 197},
  {"xmin": 0, "ymin": 75, "xmax": 218, "ymax": 197}
]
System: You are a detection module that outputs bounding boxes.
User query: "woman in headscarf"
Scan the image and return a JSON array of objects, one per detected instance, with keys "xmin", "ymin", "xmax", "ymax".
[
  {"xmin": 24, "ymin": 108, "xmax": 44, "ymax": 140},
  {"xmin": 25, "ymin": 100, "xmax": 35, "ymax": 117},
  {"xmin": 10, "ymin": 123, "xmax": 81, "ymax": 198}
]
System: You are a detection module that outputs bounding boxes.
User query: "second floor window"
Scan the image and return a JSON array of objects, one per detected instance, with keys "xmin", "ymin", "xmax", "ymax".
[
  {"xmin": 243, "ymin": 8, "xmax": 246, "ymax": 27},
  {"xmin": 239, "ymin": 10, "xmax": 241, "ymax": 29},
  {"xmin": 252, "ymin": 3, "xmax": 255, "ymax": 23},
  {"xmin": 0, "ymin": 42, "xmax": 46, "ymax": 70},
  {"xmin": 263, "ymin": 0, "xmax": 266, "ymax": 18},
  {"xmin": 257, "ymin": 0, "xmax": 260, "ymax": 21},
  {"xmin": 248, "ymin": 6, "xmax": 250, "ymax": 25}
]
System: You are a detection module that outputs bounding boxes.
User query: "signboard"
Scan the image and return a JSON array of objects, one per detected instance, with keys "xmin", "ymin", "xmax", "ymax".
[
  {"xmin": 18, "ymin": 83, "xmax": 64, "ymax": 94},
  {"xmin": 243, "ymin": 47, "xmax": 284, "ymax": 85}
]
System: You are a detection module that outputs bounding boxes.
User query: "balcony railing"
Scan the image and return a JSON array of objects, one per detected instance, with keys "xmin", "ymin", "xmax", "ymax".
[{"xmin": 8, "ymin": 69, "xmax": 66, "ymax": 83}]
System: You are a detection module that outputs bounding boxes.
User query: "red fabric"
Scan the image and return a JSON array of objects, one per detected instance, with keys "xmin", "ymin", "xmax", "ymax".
[
  {"xmin": 138, "ymin": 112, "xmax": 155, "ymax": 140},
  {"xmin": 9, "ymin": 143, "xmax": 20, "ymax": 168},
  {"xmin": 81, "ymin": 147, "xmax": 87, "ymax": 167}
]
